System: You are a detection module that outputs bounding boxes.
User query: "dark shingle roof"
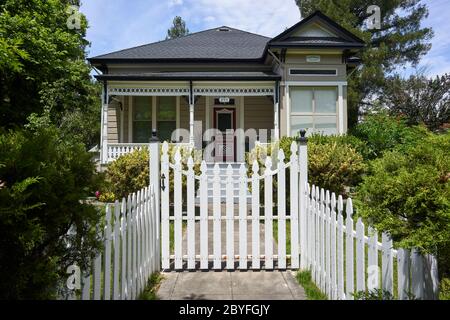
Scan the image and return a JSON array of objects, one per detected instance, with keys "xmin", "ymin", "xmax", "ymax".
[
  {"xmin": 89, "ymin": 27, "xmax": 270, "ymax": 63},
  {"xmin": 95, "ymin": 71, "xmax": 281, "ymax": 81}
]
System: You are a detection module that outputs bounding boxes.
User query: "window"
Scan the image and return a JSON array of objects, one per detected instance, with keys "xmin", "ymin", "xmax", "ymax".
[
  {"xmin": 157, "ymin": 97, "xmax": 176, "ymax": 142},
  {"xmin": 133, "ymin": 97, "xmax": 152, "ymax": 143},
  {"xmin": 290, "ymin": 87, "xmax": 338, "ymax": 136},
  {"xmin": 290, "ymin": 69, "xmax": 337, "ymax": 76}
]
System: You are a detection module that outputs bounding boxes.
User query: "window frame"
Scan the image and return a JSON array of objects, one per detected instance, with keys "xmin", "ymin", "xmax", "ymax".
[{"xmin": 289, "ymin": 86, "xmax": 338, "ymax": 136}]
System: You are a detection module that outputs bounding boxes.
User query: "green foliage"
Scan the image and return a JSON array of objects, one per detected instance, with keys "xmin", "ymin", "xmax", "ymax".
[
  {"xmin": 296, "ymin": 270, "xmax": 327, "ymax": 300},
  {"xmin": 353, "ymin": 289, "xmax": 396, "ymax": 300},
  {"xmin": 382, "ymin": 73, "xmax": 450, "ymax": 132},
  {"xmin": 102, "ymin": 144, "xmax": 201, "ymax": 201},
  {"xmin": 296, "ymin": 1, "xmax": 433, "ymax": 128},
  {"xmin": 0, "ymin": 0, "xmax": 100, "ymax": 148},
  {"xmin": 355, "ymin": 132, "xmax": 450, "ymax": 277},
  {"xmin": 439, "ymin": 278, "xmax": 450, "ymax": 300},
  {"xmin": 166, "ymin": 16, "xmax": 189, "ymax": 40},
  {"xmin": 351, "ymin": 111, "xmax": 428, "ymax": 159},
  {"xmin": 247, "ymin": 135, "xmax": 366, "ymax": 196},
  {"xmin": 139, "ymin": 273, "xmax": 163, "ymax": 300},
  {"xmin": 104, "ymin": 148, "xmax": 150, "ymax": 201},
  {"xmin": 0, "ymin": 124, "xmax": 102, "ymax": 299}
]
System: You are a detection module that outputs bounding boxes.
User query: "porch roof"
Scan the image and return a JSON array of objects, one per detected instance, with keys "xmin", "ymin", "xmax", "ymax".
[{"xmin": 95, "ymin": 71, "xmax": 281, "ymax": 81}]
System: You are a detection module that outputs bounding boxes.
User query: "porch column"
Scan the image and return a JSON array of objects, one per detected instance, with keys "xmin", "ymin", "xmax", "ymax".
[
  {"xmin": 101, "ymin": 82, "xmax": 109, "ymax": 164},
  {"xmin": 274, "ymin": 81, "xmax": 280, "ymax": 140},
  {"xmin": 189, "ymin": 82, "xmax": 195, "ymax": 145},
  {"xmin": 338, "ymin": 84, "xmax": 344, "ymax": 135}
]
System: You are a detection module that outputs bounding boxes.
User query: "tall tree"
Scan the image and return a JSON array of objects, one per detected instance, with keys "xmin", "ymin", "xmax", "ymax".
[
  {"xmin": 0, "ymin": 0, "xmax": 100, "ymax": 148},
  {"xmin": 382, "ymin": 73, "xmax": 450, "ymax": 132},
  {"xmin": 166, "ymin": 16, "xmax": 190, "ymax": 40},
  {"xmin": 296, "ymin": 0, "xmax": 433, "ymax": 128}
]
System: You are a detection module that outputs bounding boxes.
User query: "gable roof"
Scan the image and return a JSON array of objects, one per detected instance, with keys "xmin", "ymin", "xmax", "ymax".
[
  {"xmin": 88, "ymin": 27, "xmax": 271, "ymax": 64},
  {"xmin": 88, "ymin": 11, "xmax": 364, "ymax": 67},
  {"xmin": 269, "ymin": 11, "xmax": 365, "ymax": 49}
]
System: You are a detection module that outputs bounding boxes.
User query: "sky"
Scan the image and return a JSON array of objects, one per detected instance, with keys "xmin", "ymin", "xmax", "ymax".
[{"xmin": 80, "ymin": 0, "xmax": 450, "ymax": 78}]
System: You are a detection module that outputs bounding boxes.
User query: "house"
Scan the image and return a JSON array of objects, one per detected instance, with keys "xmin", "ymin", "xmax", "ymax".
[{"xmin": 88, "ymin": 11, "xmax": 364, "ymax": 164}]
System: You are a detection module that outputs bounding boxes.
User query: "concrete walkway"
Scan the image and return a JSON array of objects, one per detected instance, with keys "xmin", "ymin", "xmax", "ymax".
[
  {"xmin": 156, "ymin": 270, "xmax": 306, "ymax": 300},
  {"xmin": 156, "ymin": 204, "xmax": 306, "ymax": 300}
]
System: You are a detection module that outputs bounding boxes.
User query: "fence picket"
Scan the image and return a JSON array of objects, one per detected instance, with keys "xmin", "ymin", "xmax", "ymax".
[
  {"xmin": 345, "ymin": 198, "xmax": 354, "ymax": 300},
  {"xmin": 131, "ymin": 193, "xmax": 137, "ymax": 299},
  {"xmin": 126, "ymin": 194, "xmax": 132, "ymax": 300},
  {"xmin": 161, "ymin": 142, "xmax": 170, "ymax": 269},
  {"xmin": 200, "ymin": 161, "xmax": 209, "ymax": 270},
  {"xmin": 290, "ymin": 142, "xmax": 299, "ymax": 269},
  {"xmin": 239, "ymin": 164, "xmax": 248, "ymax": 270},
  {"xmin": 356, "ymin": 218, "xmax": 365, "ymax": 293},
  {"xmin": 397, "ymin": 248, "xmax": 410, "ymax": 300},
  {"xmin": 411, "ymin": 249, "xmax": 424, "ymax": 299},
  {"xmin": 226, "ymin": 164, "xmax": 235, "ymax": 270},
  {"xmin": 174, "ymin": 151, "xmax": 183, "ymax": 270},
  {"xmin": 213, "ymin": 163, "xmax": 222, "ymax": 270},
  {"xmin": 337, "ymin": 196, "xmax": 345, "ymax": 299},
  {"xmin": 251, "ymin": 161, "xmax": 260, "ymax": 269},
  {"xmin": 277, "ymin": 150, "xmax": 286, "ymax": 269},
  {"xmin": 305, "ymin": 184, "xmax": 311, "ymax": 269},
  {"xmin": 103, "ymin": 205, "xmax": 112, "ymax": 300},
  {"xmin": 113, "ymin": 201, "xmax": 121, "ymax": 300},
  {"xmin": 264, "ymin": 157, "xmax": 274, "ymax": 270},
  {"xmin": 135, "ymin": 191, "xmax": 142, "ymax": 296},
  {"xmin": 310, "ymin": 186, "xmax": 316, "ymax": 281},
  {"xmin": 187, "ymin": 157, "xmax": 196, "ymax": 270},
  {"xmin": 314, "ymin": 186, "xmax": 320, "ymax": 284},
  {"xmin": 330, "ymin": 193, "xmax": 337, "ymax": 300},
  {"xmin": 325, "ymin": 191, "xmax": 331, "ymax": 298},
  {"xmin": 382, "ymin": 233, "xmax": 394, "ymax": 295},
  {"xmin": 320, "ymin": 188, "xmax": 325, "ymax": 292},
  {"xmin": 367, "ymin": 227, "xmax": 379, "ymax": 291},
  {"xmin": 93, "ymin": 252, "xmax": 102, "ymax": 300},
  {"xmin": 81, "ymin": 273, "xmax": 91, "ymax": 300}
]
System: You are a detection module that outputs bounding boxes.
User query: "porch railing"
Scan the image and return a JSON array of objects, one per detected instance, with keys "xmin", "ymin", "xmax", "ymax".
[{"xmin": 106, "ymin": 143, "xmax": 193, "ymax": 163}]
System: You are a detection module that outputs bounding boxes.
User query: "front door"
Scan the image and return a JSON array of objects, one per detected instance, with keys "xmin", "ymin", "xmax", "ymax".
[{"xmin": 214, "ymin": 108, "xmax": 236, "ymax": 162}]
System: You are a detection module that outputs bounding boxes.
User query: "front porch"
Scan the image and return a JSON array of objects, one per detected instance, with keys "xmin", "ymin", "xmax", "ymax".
[{"xmin": 101, "ymin": 81, "xmax": 280, "ymax": 163}]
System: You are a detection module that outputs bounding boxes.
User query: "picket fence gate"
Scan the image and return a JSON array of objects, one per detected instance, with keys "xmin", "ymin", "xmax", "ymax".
[
  {"xmin": 302, "ymin": 185, "xmax": 440, "ymax": 300},
  {"xmin": 78, "ymin": 186, "xmax": 160, "ymax": 300},
  {"xmin": 160, "ymin": 139, "xmax": 308, "ymax": 270}
]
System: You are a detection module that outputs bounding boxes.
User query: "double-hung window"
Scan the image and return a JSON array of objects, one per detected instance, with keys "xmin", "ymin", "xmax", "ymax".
[
  {"xmin": 157, "ymin": 97, "xmax": 177, "ymax": 142},
  {"xmin": 290, "ymin": 87, "xmax": 338, "ymax": 136},
  {"xmin": 133, "ymin": 97, "xmax": 152, "ymax": 143}
]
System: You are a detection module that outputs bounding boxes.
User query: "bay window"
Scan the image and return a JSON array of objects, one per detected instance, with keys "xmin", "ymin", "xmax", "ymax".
[{"xmin": 290, "ymin": 87, "xmax": 338, "ymax": 136}]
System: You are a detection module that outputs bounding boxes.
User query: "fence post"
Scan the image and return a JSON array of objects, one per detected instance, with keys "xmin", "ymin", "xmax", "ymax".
[
  {"xmin": 298, "ymin": 129, "xmax": 308, "ymax": 269},
  {"xmin": 149, "ymin": 130, "xmax": 160, "ymax": 272}
]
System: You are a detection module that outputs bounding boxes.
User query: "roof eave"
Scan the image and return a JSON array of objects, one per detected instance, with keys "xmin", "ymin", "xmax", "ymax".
[
  {"xmin": 95, "ymin": 75, "xmax": 281, "ymax": 81},
  {"xmin": 268, "ymin": 43, "xmax": 365, "ymax": 49},
  {"xmin": 88, "ymin": 57, "xmax": 267, "ymax": 65}
]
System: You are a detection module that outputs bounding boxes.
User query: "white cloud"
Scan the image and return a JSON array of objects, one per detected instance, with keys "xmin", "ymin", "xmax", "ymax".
[{"xmin": 168, "ymin": 0, "xmax": 183, "ymax": 7}]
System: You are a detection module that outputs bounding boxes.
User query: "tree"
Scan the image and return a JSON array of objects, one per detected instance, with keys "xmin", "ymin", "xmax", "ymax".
[
  {"xmin": 166, "ymin": 16, "xmax": 189, "ymax": 40},
  {"xmin": 0, "ymin": 121, "xmax": 102, "ymax": 299},
  {"xmin": 0, "ymin": 0, "xmax": 100, "ymax": 148},
  {"xmin": 355, "ymin": 131, "xmax": 450, "ymax": 279},
  {"xmin": 296, "ymin": 0, "xmax": 434, "ymax": 128},
  {"xmin": 382, "ymin": 73, "xmax": 450, "ymax": 132}
]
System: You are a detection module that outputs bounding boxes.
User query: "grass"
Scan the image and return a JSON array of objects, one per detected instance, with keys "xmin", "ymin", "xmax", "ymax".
[
  {"xmin": 272, "ymin": 220, "xmax": 291, "ymax": 254},
  {"xmin": 138, "ymin": 273, "xmax": 164, "ymax": 300},
  {"xmin": 296, "ymin": 270, "xmax": 328, "ymax": 300}
]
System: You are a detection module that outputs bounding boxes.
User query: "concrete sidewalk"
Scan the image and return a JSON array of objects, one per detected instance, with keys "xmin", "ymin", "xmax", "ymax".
[{"xmin": 156, "ymin": 270, "xmax": 306, "ymax": 300}]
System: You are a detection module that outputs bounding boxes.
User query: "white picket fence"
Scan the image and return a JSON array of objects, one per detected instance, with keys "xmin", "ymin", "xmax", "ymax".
[
  {"xmin": 302, "ymin": 185, "xmax": 440, "ymax": 300},
  {"xmin": 79, "ymin": 186, "xmax": 160, "ymax": 300},
  {"xmin": 160, "ymin": 140, "xmax": 307, "ymax": 270}
]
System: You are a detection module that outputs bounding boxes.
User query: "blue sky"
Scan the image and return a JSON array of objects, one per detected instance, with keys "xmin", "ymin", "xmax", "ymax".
[{"xmin": 80, "ymin": 0, "xmax": 450, "ymax": 77}]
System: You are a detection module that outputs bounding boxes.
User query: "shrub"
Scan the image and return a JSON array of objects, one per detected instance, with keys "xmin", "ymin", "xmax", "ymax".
[
  {"xmin": 0, "ymin": 125, "xmax": 102, "ymax": 299},
  {"xmin": 246, "ymin": 135, "xmax": 366, "ymax": 196},
  {"xmin": 103, "ymin": 144, "xmax": 201, "ymax": 202},
  {"xmin": 355, "ymin": 132, "xmax": 450, "ymax": 278},
  {"xmin": 104, "ymin": 147, "xmax": 149, "ymax": 200},
  {"xmin": 350, "ymin": 111, "xmax": 428, "ymax": 160}
]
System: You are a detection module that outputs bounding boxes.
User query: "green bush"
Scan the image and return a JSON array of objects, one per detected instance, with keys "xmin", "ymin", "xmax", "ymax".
[
  {"xmin": 350, "ymin": 111, "xmax": 428, "ymax": 160},
  {"xmin": 0, "ymin": 125, "xmax": 102, "ymax": 299},
  {"xmin": 355, "ymin": 131, "xmax": 450, "ymax": 278},
  {"xmin": 104, "ymin": 147, "xmax": 150, "ymax": 200},
  {"xmin": 103, "ymin": 144, "xmax": 201, "ymax": 202},
  {"xmin": 246, "ymin": 135, "xmax": 366, "ymax": 196},
  {"xmin": 439, "ymin": 278, "xmax": 450, "ymax": 300}
]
